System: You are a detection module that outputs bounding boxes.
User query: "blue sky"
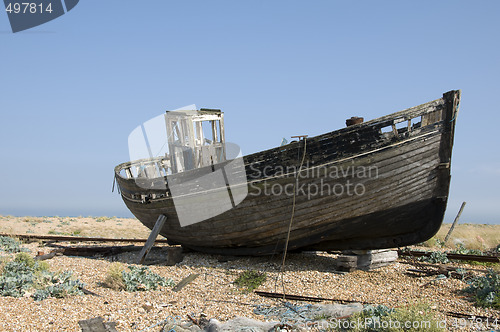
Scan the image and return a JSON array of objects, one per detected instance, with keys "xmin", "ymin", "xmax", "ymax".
[{"xmin": 0, "ymin": 1, "xmax": 499, "ymax": 223}]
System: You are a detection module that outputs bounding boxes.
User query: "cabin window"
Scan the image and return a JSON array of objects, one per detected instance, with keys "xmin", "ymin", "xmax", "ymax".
[
  {"xmin": 217, "ymin": 120, "xmax": 223, "ymax": 142},
  {"xmin": 381, "ymin": 125, "xmax": 392, "ymax": 134},
  {"xmin": 201, "ymin": 120, "xmax": 214, "ymax": 144},
  {"xmin": 165, "ymin": 109, "xmax": 226, "ymax": 173},
  {"xmin": 395, "ymin": 119, "xmax": 407, "ymax": 133},
  {"xmin": 412, "ymin": 116, "xmax": 422, "ymax": 129}
]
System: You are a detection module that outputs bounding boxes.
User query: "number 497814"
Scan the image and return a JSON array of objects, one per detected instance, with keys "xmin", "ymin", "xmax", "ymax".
[{"xmin": 5, "ymin": 2, "xmax": 53, "ymax": 14}]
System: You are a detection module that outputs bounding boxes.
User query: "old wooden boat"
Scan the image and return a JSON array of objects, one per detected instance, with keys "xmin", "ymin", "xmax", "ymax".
[{"xmin": 115, "ymin": 90, "xmax": 461, "ymax": 255}]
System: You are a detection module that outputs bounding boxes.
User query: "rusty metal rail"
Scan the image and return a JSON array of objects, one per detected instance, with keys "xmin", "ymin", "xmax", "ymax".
[
  {"xmin": 0, "ymin": 233, "xmax": 169, "ymax": 244},
  {"xmin": 255, "ymin": 291, "xmax": 500, "ymax": 323},
  {"xmin": 398, "ymin": 250, "xmax": 499, "ymax": 263},
  {"xmin": 254, "ymin": 290, "xmax": 369, "ymax": 304},
  {"xmin": 445, "ymin": 310, "xmax": 500, "ymax": 321}
]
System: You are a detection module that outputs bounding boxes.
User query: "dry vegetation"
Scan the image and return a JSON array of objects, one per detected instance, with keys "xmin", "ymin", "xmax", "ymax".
[
  {"xmin": 433, "ymin": 223, "xmax": 500, "ymax": 250},
  {"xmin": 0, "ymin": 215, "xmax": 154, "ymax": 239}
]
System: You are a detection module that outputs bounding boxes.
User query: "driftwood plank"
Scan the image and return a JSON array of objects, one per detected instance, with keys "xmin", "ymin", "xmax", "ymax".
[
  {"xmin": 78, "ymin": 316, "xmax": 117, "ymax": 332},
  {"xmin": 35, "ymin": 252, "xmax": 57, "ymax": 261},
  {"xmin": 172, "ymin": 273, "xmax": 200, "ymax": 292},
  {"xmin": 43, "ymin": 245, "xmax": 144, "ymax": 257},
  {"xmin": 0, "ymin": 233, "xmax": 169, "ymax": 244}
]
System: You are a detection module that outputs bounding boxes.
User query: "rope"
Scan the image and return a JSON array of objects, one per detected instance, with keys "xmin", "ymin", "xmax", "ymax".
[
  {"xmin": 276, "ymin": 138, "xmax": 307, "ymax": 297},
  {"xmin": 138, "ymin": 315, "xmax": 182, "ymax": 332},
  {"xmin": 154, "ymin": 122, "xmax": 178, "ymax": 158},
  {"xmin": 450, "ymin": 100, "xmax": 460, "ymax": 123}
]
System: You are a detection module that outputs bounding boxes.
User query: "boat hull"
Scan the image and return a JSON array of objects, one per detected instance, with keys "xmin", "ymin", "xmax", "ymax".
[{"xmin": 115, "ymin": 90, "xmax": 460, "ymax": 255}]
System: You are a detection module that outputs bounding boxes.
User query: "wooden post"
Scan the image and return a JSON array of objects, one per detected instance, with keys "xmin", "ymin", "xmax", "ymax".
[
  {"xmin": 444, "ymin": 202, "xmax": 466, "ymax": 244},
  {"xmin": 137, "ymin": 214, "xmax": 167, "ymax": 264}
]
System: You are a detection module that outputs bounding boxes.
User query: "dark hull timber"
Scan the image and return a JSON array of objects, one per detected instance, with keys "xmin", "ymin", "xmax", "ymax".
[{"xmin": 115, "ymin": 90, "xmax": 461, "ymax": 255}]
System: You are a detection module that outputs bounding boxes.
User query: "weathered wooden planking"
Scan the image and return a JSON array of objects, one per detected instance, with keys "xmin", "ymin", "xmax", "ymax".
[
  {"xmin": 124, "ymin": 163, "xmax": 440, "ymax": 250},
  {"xmin": 119, "ymin": 101, "xmax": 456, "ymax": 252},
  {"xmin": 125, "ymin": 138, "xmax": 442, "ymax": 241},
  {"xmin": 336, "ymin": 249, "xmax": 399, "ymax": 271},
  {"xmin": 123, "ymin": 132, "xmax": 443, "ymax": 224},
  {"xmin": 114, "ymin": 91, "xmax": 460, "ymax": 255}
]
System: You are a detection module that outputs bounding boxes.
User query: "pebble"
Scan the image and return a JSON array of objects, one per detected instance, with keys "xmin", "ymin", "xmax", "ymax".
[{"xmin": 0, "ymin": 243, "xmax": 498, "ymax": 331}]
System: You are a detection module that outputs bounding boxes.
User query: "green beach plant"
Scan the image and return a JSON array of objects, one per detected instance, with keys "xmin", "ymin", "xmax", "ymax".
[
  {"xmin": 341, "ymin": 303, "xmax": 444, "ymax": 331},
  {"xmin": 0, "ymin": 236, "xmax": 28, "ymax": 253},
  {"xmin": 234, "ymin": 270, "xmax": 267, "ymax": 292},
  {"xmin": 463, "ymin": 269, "xmax": 500, "ymax": 309},
  {"xmin": 417, "ymin": 251, "xmax": 449, "ymax": 264},
  {"xmin": 0, "ymin": 253, "xmax": 84, "ymax": 300},
  {"xmin": 119, "ymin": 266, "xmax": 174, "ymax": 292}
]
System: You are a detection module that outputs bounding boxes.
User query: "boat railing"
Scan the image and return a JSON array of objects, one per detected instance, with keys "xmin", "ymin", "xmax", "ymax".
[
  {"xmin": 377, "ymin": 104, "xmax": 445, "ymax": 139},
  {"xmin": 117, "ymin": 156, "xmax": 170, "ymax": 180}
]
